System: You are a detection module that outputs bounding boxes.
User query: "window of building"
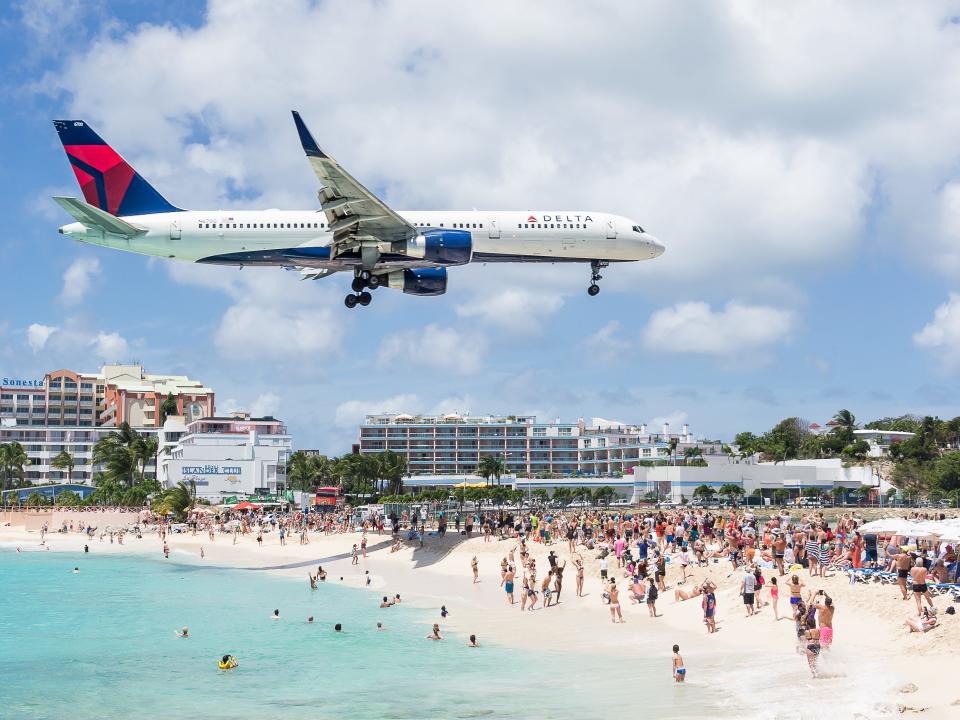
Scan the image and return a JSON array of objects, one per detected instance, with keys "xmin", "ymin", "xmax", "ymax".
[
  {"xmin": 17, "ymin": 394, "xmax": 29, "ymax": 401},
  {"xmin": 0, "ymin": 394, "xmax": 11, "ymax": 400}
]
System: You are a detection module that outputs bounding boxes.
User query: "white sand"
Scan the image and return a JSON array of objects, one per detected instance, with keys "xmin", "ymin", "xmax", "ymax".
[{"xmin": 3, "ymin": 520, "xmax": 958, "ymax": 718}]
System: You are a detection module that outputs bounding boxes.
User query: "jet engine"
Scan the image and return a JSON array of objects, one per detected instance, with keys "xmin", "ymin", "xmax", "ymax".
[
  {"xmin": 387, "ymin": 267, "xmax": 447, "ymax": 296},
  {"xmin": 404, "ymin": 228, "xmax": 472, "ymax": 265}
]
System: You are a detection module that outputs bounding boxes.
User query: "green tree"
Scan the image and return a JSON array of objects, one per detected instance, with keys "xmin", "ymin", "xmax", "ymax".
[
  {"xmin": 773, "ymin": 488, "xmax": 789, "ymax": 505},
  {"xmin": 852, "ymin": 485, "xmax": 871, "ymax": 505},
  {"xmin": 934, "ymin": 452, "xmax": 960, "ymax": 493},
  {"xmin": 531, "ymin": 488, "xmax": 549, "ymax": 505},
  {"xmin": 286, "ymin": 451, "xmax": 318, "ymax": 492},
  {"xmin": 51, "ymin": 450, "xmax": 75, "ymax": 483},
  {"xmin": 760, "ymin": 418, "xmax": 808, "ymax": 463},
  {"xmin": 593, "ymin": 486, "xmax": 616, "ymax": 505},
  {"xmin": 692, "ymin": 484, "xmax": 714, "ymax": 501},
  {"xmin": 801, "ymin": 487, "xmax": 821, "ymax": 499},
  {"xmin": 158, "ymin": 393, "xmax": 179, "ymax": 426},
  {"xmin": 718, "ymin": 483, "xmax": 744, "ymax": 503},
  {"xmin": 733, "ymin": 432, "xmax": 760, "ymax": 458},
  {"xmin": 0, "ymin": 442, "xmax": 31, "ymax": 490},
  {"xmin": 842, "ymin": 439, "xmax": 870, "ymax": 462},
  {"xmin": 476, "ymin": 455, "xmax": 506, "ymax": 486},
  {"xmin": 831, "ymin": 486, "xmax": 848, "ymax": 505},
  {"xmin": 552, "ymin": 487, "xmax": 571, "ymax": 505},
  {"xmin": 25, "ymin": 491, "xmax": 48, "ymax": 507},
  {"xmin": 832, "ymin": 409, "xmax": 857, "ymax": 444},
  {"xmin": 55, "ymin": 489, "xmax": 82, "ymax": 507},
  {"xmin": 377, "ymin": 451, "xmax": 407, "ymax": 495},
  {"xmin": 154, "ymin": 481, "xmax": 195, "ymax": 520},
  {"xmin": 92, "ymin": 423, "xmax": 142, "ymax": 488}
]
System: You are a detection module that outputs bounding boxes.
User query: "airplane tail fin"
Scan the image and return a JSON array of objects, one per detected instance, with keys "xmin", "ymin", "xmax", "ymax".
[{"xmin": 52, "ymin": 119, "xmax": 182, "ymax": 216}]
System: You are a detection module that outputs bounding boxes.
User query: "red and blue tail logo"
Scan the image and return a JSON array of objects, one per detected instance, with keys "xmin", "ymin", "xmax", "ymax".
[{"xmin": 53, "ymin": 120, "xmax": 181, "ymax": 216}]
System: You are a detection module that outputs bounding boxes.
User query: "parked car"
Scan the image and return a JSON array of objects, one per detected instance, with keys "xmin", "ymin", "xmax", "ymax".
[
  {"xmin": 610, "ymin": 498, "xmax": 632, "ymax": 507},
  {"xmin": 567, "ymin": 500, "xmax": 591, "ymax": 508}
]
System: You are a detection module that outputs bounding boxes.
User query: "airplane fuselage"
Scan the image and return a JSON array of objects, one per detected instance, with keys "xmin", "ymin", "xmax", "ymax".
[{"xmin": 60, "ymin": 209, "xmax": 664, "ymax": 268}]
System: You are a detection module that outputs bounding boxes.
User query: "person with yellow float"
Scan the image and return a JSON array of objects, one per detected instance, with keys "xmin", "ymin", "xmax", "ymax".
[{"xmin": 218, "ymin": 654, "xmax": 238, "ymax": 670}]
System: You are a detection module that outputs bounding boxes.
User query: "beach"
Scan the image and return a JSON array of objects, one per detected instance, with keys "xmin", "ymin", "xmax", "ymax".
[{"xmin": 3, "ymin": 513, "xmax": 958, "ymax": 719}]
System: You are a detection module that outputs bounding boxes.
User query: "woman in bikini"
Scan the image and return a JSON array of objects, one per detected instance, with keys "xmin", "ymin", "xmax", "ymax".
[
  {"xmin": 574, "ymin": 556, "xmax": 585, "ymax": 597},
  {"xmin": 769, "ymin": 575, "xmax": 780, "ymax": 620},
  {"xmin": 608, "ymin": 580, "xmax": 624, "ymax": 623},
  {"xmin": 788, "ymin": 575, "xmax": 806, "ymax": 619}
]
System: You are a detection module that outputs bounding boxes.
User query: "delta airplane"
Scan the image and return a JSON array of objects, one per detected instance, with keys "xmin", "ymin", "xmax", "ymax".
[{"xmin": 53, "ymin": 112, "xmax": 664, "ymax": 308}]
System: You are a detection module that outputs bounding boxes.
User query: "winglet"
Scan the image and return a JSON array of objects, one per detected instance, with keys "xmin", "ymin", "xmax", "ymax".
[{"xmin": 291, "ymin": 111, "xmax": 328, "ymax": 158}]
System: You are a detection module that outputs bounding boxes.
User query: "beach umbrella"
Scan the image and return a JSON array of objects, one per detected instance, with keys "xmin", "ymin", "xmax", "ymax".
[{"xmin": 857, "ymin": 518, "xmax": 919, "ymax": 535}]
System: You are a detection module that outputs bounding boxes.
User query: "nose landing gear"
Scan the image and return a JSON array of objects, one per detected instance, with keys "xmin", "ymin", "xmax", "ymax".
[
  {"xmin": 588, "ymin": 260, "xmax": 608, "ymax": 296},
  {"xmin": 345, "ymin": 270, "xmax": 379, "ymax": 308}
]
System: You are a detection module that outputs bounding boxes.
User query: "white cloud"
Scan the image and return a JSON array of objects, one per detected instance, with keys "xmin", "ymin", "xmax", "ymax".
[
  {"xmin": 649, "ymin": 410, "xmax": 690, "ymax": 431},
  {"xmin": 90, "ymin": 331, "xmax": 129, "ymax": 361},
  {"xmin": 334, "ymin": 393, "xmax": 422, "ymax": 428},
  {"xmin": 59, "ymin": 257, "xmax": 101, "ymax": 305},
  {"xmin": 583, "ymin": 320, "xmax": 632, "ymax": 361},
  {"xmin": 248, "ymin": 392, "xmax": 280, "ymax": 417},
  {"xmin": 378, "ymin": 324, "xmax": 486, "ymax": 375},
  {"xmin": 641, "ymin": 300, "xmax": 794, "ymax": 356},
  {"xmin": 26, "ymin": 323, "xmax": 57, "ymax": 352},
  {"xmin": 913, "ymin": 293, "xmax": 960, "ymax": 366}
]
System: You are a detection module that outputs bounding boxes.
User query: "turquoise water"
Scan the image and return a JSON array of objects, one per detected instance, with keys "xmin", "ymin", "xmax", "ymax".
[{"xmin": 0, "ymin": 551, "xmax": 721, "ymax": 719}]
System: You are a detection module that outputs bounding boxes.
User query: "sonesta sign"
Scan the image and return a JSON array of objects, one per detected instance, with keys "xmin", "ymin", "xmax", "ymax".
[{"xmin": 1, "ymin": 377, "xmax": 45, "ymax": 388}]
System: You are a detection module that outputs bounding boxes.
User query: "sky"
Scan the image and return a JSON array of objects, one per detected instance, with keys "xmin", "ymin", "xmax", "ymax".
[{"xmin": 3, "ymin": 0, "xmax": 960, "ymax": 453}]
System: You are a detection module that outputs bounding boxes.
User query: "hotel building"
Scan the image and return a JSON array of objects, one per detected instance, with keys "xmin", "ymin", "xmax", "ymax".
[{"xmin": 358, "ymin": 413, "xmax": 715, "ymax": 477}]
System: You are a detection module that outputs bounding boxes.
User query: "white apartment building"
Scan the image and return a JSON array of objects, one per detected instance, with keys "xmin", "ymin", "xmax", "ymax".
[
  {"xmin": 158, "ymin": 413, "xmax": 291, "ymax": 500},
  {"xmin": 359, "ymin": 413, "xmax": 718, "ymax": 477}
]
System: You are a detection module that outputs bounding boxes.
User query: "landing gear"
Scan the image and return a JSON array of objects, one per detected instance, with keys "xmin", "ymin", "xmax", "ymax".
[
  {"xmin": 345, "ymin": 271, "xmax": 380, "ymax": 308},
  {"xmin": 587, "ymin": 260, "xmax": 608, "ymax": 296}
]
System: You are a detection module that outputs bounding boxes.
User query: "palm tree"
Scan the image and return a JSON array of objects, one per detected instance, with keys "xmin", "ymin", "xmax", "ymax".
[
  {"xmin": 51, "ymin": 450, "xmax": 75, "ymax": 483},
  {"xmin": 692, "ymin": 484, "xmax": 715, "ymax": 501},
  {"xmin": 158, "ymin": 393, "xmax": 179, "ymax": 426},
  {"xmin": 832, "ymin": 409, "xmax": 857, "ymax": 435},
  {"xmin": 476, "ymin": 455, "xmax": 506, "ymax": 486},
  {"xmin": 773, "ymin": 488, "xmax": 789, "ymax": 505},
  {"xmin": 0, "ymin": 442, "xmax": 31, "ymax": 490},
  {"xmin": 718, "ymin": 483, "xmax": 745, "ymax": 505},
  {"xmin": 92, "ymin": 423, "xmax": 141, "ymax": 488},
  {"xmin": 154, "ymin": 481, "xmax": 195, "ymax": 520},
  {"xmin": 668, "ymin": 437, "xmax": 679, "ymax": 466},
  {"xmin": 831, "ymin": 486, "xmax": 847, "ymax": 506},
  {"xmin": 133, "ymin": 435, "xmax": 159, "ymax": 483},
  {"xmin": 377, "ymin": 451, "xmax": 407, "ymax": 495},
  {"xmin": 286, "ymin": 451, "xmax": 317, "ymax": 492}
]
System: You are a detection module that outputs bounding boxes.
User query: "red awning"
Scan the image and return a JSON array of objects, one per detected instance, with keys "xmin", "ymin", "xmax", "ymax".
[{"xmin": 233, "ymin": 501, "xmax": 261, "ymax": 511}]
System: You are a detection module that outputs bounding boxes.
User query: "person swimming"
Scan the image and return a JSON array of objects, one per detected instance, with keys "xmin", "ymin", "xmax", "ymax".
[
  {"xmin": 307, "ymin": 616, "xmax": 314, "ymax": 623},
  {"xmin": 218, "ymin": 654, "xmax": 238, "ymax": 669},
  {"xmin": 272, "ymin": 609, "xmax": 280, "ymax": 620},
  {"xmin": 672, "ymin": 644, "xmax": 685, "ymax": 683},
  {"xmin": 334, "ymin": 623, "xmax": 343, "ymax": 632},
  {"xmin": 175, "ymin": 626, "xmax": 189, "ymax": 638},
  {"xmin": 467, "ymin": 634, "xmax": 480, "ymax": 647},
  {"xmin": 426, "ymin": 623, "xmax": 443, "ymax": 640}
]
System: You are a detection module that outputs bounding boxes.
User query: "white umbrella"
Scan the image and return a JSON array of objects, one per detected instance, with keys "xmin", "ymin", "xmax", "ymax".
[{"xmin": 858, "ymin": 518, "xmax": 917, "ymax": 534}]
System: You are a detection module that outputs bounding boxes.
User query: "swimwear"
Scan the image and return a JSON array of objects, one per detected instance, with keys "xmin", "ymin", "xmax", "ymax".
[
  {"xmin": 806, "ymin": 642, "xmax": 821, "ymax": 656},
  {"xmin": 790, "ymin": 596, "xmax": 800, "ymax": 605},
  {"xmin": 675, "ymin": 667, "xmax": 686, "ymax": 676},
  {"xmin": 505, "ymin": 582, "xmax": 514, "ymax": 593},
  {"xmin": 743, "ymin": 592, "xmax": 755, "ymax": 605},
  {"xmin": 819, "ymin": 626, "xmax": 833, "ymax": 646},
  {"xmin": 897, "ymin": 569, "xmax": 909, "ymax": 579},
  {"xmin": 912, "ymin": 583, "xmax": 928, "ymax": 593}
]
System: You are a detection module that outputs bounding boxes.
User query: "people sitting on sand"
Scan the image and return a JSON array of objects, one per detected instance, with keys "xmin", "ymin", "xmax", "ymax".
[{"xmin": 905, "ymin": 608, "xmax": 938, "ymax": 633}]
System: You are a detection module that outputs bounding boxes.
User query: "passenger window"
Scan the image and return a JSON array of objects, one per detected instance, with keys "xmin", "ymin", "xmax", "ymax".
[
  {"xmin": 480, "ymin": 224, "xmax": 483, "ymax": 228},
  {"xmin": 517, "ymin": 224, "xmax": 521, "ymax": 229}
]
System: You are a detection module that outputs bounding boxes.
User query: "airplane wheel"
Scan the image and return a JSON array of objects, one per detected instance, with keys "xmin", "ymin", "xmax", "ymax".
[
  {"xmin": 367, "ymin": 274, "xmax": 381, "ymax": 289},
  {"xmin": 351, "ymin": 277, "xmax": 364, "ymax": 293},
  {"xmin": 587, "ymin": 284, "xmax": 600, "ymax": 296},
  {"xmin": 358, "ymin": 291, "xmax": 372, "ymax": 306},
  {"xmin": 344, "ymin": 294, "xmax": 359, "ymax": 309},
  {"xmin": 359, "ymin": 270, "xmax": 372, "ymax": 282}
]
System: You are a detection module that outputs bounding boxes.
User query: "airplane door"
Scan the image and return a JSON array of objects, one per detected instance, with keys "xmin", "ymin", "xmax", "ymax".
[
  {"xmin": 605, "ymin": 219, "xmax": 617, "ymax": 239},
  {"xmin": 169, "ymin": 219, "xmax": 181, "ymax": 240},
  {"xmin": 488, "ymin": 219, "xmax": 500, "ymax": 239}
]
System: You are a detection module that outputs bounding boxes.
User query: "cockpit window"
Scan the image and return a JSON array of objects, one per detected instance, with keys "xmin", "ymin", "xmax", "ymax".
[{"xmin": 631, "ymin": 225, "xmax": 645, "ymax": 233}]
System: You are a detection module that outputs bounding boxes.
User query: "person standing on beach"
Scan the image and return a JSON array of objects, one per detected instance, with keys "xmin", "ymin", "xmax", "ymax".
[
  {"xmin": 672, "ymin": 644, "xmax": 685, "ymax": 683},
  {"xmin": 608, "ymin": 580, "xmax": 624, "ymax": 623},
  {"xmin": 703, "ymin": 586, "xmax": 717, "ymax": 633},
  {"xmin": 773, "ymin": 533, "xmax": 787, "ymax": 576},
  {"xmin": 910, "ymin": 557, "xmax": 934, "ymax": 615},
  {"xmin": 553, "ymin": 561, "xmax": 565, "ymax": 601},
  {"xmin": 741, "ymin": 567, "xmax": 756, "ymax": 617},
  {"xmin": 769, "ymin": 576, "xmax": 780, "ymax": 620},
  {"xmin": 894, "ymin": 551, "xmax": 912, "ymax": 601},
  {"xmin": 351, "ymin": 544, "xmax": 359, "ymax": 565},
  {"xmin": 646, "ymin": 577, "xmax": 659, "ymax": 617},
  {"xmin": 503, "ymin": 565, "xmax": 515, "ymax": 604},
  {"xmin": 575, "ymin": 557, "xmax": 585, "ymax": 597},
  {"xmin": 471, "ymin": 556, "xmax": 479, "ymax": 583}
]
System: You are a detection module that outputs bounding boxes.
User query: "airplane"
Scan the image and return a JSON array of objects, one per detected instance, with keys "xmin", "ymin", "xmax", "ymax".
[{"xmin": 53, "ymin": 112, "xmax": 664, "ymax": 309}]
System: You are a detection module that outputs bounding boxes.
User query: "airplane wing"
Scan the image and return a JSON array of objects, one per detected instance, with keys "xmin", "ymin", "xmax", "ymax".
[
  {"xmin": 53, "ymin": 196, "xmax": 147, "ymax": 237},
  {"xmin": 291, "ymin": 111, "xmax": 415, "ymax": 268}
]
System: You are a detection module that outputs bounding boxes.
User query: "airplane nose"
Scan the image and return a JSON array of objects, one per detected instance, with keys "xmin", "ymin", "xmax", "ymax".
[{"xmin": 645, "ymin": 233, "xmax": 665, "ymax": 258}]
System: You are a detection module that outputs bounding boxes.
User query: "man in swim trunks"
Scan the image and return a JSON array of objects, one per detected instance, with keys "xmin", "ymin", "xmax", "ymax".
[
  {"xmin": 894, "ymin": 551, "xmax": 912, "ymax": 600},
  {"xmin": 773, "ymin": 533, "xmax": 787, "ymax": 576},
  {"xmin": 672, "ymin": 644, "xmax": 685, "ymax": 682},
  {"xmin": 814, "ymin": 592, "xmax": 834, "ymax": 649},
  {"xmin": 502, "ymin": 565, "xmax": 515, "ymax": 604},
  {"xmin": 910, "ymin": 556, "xmax": 934, "ymax": 616}
]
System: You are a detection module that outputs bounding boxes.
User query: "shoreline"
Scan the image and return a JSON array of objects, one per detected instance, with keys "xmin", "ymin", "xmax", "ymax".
[{"xmin": 3, "ymin": 523, "xmax": 957, "ymax": 718}]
